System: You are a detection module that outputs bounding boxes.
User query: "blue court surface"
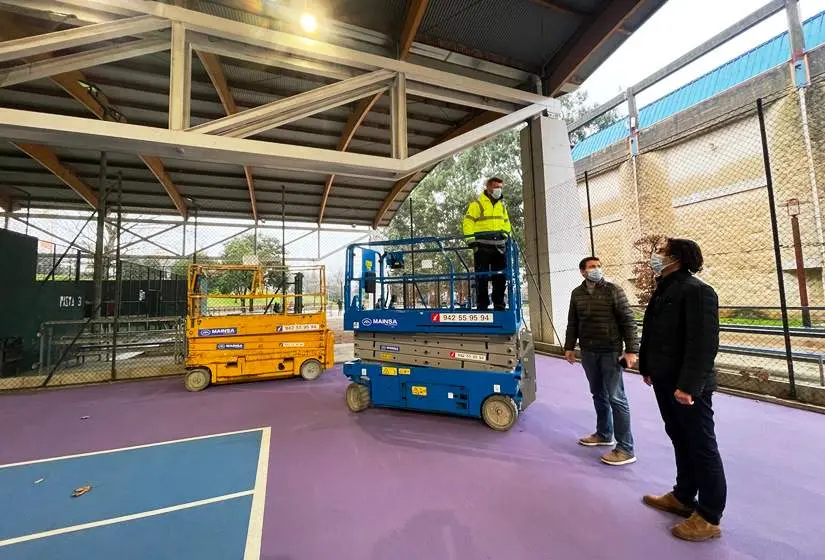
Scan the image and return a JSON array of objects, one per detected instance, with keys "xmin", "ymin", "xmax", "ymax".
[{"xmin": 0, "ymin": 428, "xmax": 270, "ymax": 560}]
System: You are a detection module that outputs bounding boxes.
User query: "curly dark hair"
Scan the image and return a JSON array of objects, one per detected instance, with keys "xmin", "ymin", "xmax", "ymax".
[
  {"xmin": 579, "ymin": 256, "xmax": 600, "ymax": 270},
  {"xmin": 665, "ymin": 238, "xmax": 704, "ymax": 273}
]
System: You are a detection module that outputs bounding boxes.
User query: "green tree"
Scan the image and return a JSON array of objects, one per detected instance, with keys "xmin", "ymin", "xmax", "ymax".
[
  {"xmin": 560, "ymin": 89, "xmax": 621, "ymax": 147},
  {"xmin": 210, "ymin": 234, "xmax": 288, "ymax": 295},
  {"xmin": 385, "ymin": 128, "xmax": 526, "ymax": 251}
]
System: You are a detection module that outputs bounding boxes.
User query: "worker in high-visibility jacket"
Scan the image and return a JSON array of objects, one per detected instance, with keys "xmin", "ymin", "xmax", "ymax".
[{"xmin": 462, "ymin": 177, "xmax": 511, "ymax": 310}]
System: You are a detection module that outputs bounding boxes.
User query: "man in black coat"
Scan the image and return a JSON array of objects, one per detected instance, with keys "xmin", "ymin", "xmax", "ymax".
[{"xmin": 639, "ymin": 238, "xmax": 726, "ymax": 542}]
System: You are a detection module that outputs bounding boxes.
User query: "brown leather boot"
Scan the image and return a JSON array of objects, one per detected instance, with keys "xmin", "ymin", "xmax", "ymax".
[
  {"xmin": 671, "ymin": 512, "xmax": 722, "ymax": 542},
  {"xmin": 642, "ymin": 492, "xmax": 694, "ymax": 518}
]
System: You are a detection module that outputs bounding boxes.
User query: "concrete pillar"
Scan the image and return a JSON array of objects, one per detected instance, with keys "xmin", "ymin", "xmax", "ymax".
[{"xmin": 520, "ymin": 115, "xmax": 588, "ymax": 346}]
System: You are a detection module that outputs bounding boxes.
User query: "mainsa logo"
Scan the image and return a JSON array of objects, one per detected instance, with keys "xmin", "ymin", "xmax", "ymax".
[{"xmin": 362, "ymin": 317, "xmax": 398, "ymax": 327}]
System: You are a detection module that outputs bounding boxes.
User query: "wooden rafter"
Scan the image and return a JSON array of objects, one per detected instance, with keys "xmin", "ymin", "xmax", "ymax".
[
  {"xmin": 318, "ymin": 0, "xmax": 429, "ymax": 224},
  {"xmin": 372, "ymin": 110, "xmax": 500, "ymax": 227},
  {"xmin": 0, "ymin": 14, "xmax": 188, "ymax": 218},
  {"xmin": 14, "ymin": 142, "xmax": 99, "ymax": 208},
  {"xmin": 196, "ymin": 48, "xmax": 259, "ymax": 221},
  {"xmin": 317, "ymin": 92, "xmax": 382, "ymax": 222},
  {"xmin": 0, "ymin": 189, "xmax": 14, "ymax": 212},
  {"xmin": 542, "ymin": 0, "xmax": 643, "ymax": 96}
]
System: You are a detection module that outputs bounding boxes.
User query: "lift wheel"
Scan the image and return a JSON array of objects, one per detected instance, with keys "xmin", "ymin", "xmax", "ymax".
[
  {"xmin": 184, "ymin": 368, "xmax": 211, "ymax": 392},
  {"xmin": 345, "ymin": 382, "xmax": 370, "ymax": 412},
  {"xmin": 482, "ymin": 395, "xmax": 518, "ymax": 431}
]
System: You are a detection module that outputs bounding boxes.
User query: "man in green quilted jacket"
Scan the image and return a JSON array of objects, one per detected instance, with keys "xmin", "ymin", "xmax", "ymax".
[{"xmin": 564, "ymin": 256, "xmax": 639, "ymax": 466}]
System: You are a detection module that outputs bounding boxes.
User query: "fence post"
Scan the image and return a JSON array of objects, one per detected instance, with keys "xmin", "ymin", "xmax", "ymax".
[
  {"xmin": 584, "ymin": 170, "xmax": 595, "ymax": 256},
  {"xmin": 112, "ymin": 173, "xmax": 123, "ymax": 381},
  {"xmin": 757, "ymin": 98, "xmax": 797, "ymax": 400}
]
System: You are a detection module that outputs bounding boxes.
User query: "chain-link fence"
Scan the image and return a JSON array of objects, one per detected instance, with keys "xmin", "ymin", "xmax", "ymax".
[
  {"xmin": 575, "ymin": 73, "xmax": 825, "ymax": 400},
  {"xmin": 0, "ymin": 210, "xmax": 373, "ymax": 389}
]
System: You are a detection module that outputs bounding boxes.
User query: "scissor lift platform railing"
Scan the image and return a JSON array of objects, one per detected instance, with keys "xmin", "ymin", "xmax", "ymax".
[{"xmin": 341, "ymin": 236, "xmax": 535, "ymax": 431}]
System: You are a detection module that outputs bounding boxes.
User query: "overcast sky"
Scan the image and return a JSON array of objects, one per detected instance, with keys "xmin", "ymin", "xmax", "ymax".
[{"xmin": 580, "ymin": 0, "xmax": 825, "ymax": 108}]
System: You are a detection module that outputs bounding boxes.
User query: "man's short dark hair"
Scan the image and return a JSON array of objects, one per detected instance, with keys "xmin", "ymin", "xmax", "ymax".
[
  {"xmin": 666, "ymin": 238, "xmax": 704, "ymax": 273},
  {"xmin": 487, "ymin": 177, "xmax": 504, "ymax": 185},
  {"xmin": 579, "ymin": 256, "xmax": 600, "ymax": 270}
]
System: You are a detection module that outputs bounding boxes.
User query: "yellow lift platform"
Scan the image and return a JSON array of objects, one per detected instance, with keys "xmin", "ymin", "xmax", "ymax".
[{"xmin": 183, "ymin": 262, "xmax": 334, "ymax": 391}]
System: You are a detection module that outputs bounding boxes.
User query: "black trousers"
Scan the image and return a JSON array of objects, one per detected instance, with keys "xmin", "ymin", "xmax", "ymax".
[
  {"xmin": 653, "ymin": 381, "xmax": 727, "ymax": 525},
  {"xmin": 473, "ymin": 245, "xmax": 506, "ymax": 310}
]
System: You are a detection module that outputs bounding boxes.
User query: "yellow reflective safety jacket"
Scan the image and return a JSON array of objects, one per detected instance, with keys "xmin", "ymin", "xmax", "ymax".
[{"xmin": 462, "ymin": 193, "xmax": 511, "ymax": 246}]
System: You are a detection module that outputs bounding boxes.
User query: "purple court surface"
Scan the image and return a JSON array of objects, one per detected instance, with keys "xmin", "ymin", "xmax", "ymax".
[{"xmin": 1, "ymin": 354, "xmax": 823, "ymax": 560}]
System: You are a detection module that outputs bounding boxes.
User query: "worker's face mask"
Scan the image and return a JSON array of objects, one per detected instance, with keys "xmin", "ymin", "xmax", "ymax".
[
  {"xmin": 491, "ymin": 187, "xmax": 502, "ymax": 200},
  {"xmin": 586, "ymin": 268, "xmax": 603, "ymax": 283}
]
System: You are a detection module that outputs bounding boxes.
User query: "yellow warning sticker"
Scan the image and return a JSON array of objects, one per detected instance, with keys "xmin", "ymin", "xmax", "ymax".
[
  {"xmin": 411, "ymin": 385, "xmax": 427, "ymax": 396},
  {"xmin": 381, "ymin": 366, "xmax": 398, "ymax": 376},
  {"xmin": 399, "ymin": 368, "xmax": 411, "ymax": 375},
  {"xmin": 379, "ymin": 352, "xmax": 393, "ymax": 360}
]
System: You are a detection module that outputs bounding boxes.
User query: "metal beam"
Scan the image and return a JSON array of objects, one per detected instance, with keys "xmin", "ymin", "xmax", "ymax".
[
  {"xmin": 406, "ymin": 82, "xmax": 516, "ymax": 113},
  {"xmin": 0, "ymin": 36, "xmax": 169, "ymax": 88},
  {"xmin": 634, "ymin": 0, "xmax": 785, "ymax": 95},
  {"xmin": 0, "ymin": 0, "xmax": 120, "ymax": 25},
  {"xmin": 70, "ymin": 1, "xmax": 559, "ymax": 111},
  {"xmin": 13, "ymin": 142, "xmax": 98, "ymax": 208},
  {"xmin": 115, "ymin": 222, "xmax": 180, "ymax": 254},
  {"xmin": 188, "ymin": 33, "xmax": 357, "ymax": 81},
  {"xmin": 567, "ymin": 91, "xmax": 626, "ymax": 131},
  {"xmin": 9, "ymin": 215, "xmax": 96, "ymax": 254},
  {"xmin": 4, "ymin": 211, "xmax": 371, "ymax": 232},
  {"xmin": 390, "ymin": 73, "xmax": 408, "ymax": 159},
  {"xmin": 404, "ymin": 104, "xmax": 546, "ymax": 175},
  {"xmin": 543, "ymin": 0, "xmax": 642, "ymax": 96},
  {"xmin": 567, "ymin": 0, "xmax": 785, "ymax": 131},
  {"xmin": 0, "ymin": 15, "xmax": 169, "ymax": 63},
  {"xmin": 169, "ymin": 21, "xmax": 191, "ymax": 131},
  {"xmin": 318, "ymin": 92, "xmax": 383, "ymax": 223},
  {"xmin": 188, "ymin": 70, "xmax": 395, "ymax": 138},
  {"xmin": 0, "ymin": 15, "xmax": 189, "ymax": 218},
  {"xmin": 0, "ymin": 108, "xmax": 406, "ymax": 180},
  {"xmin": 399, "ymin": 0, "xmax": 429, "ymax": 58}
]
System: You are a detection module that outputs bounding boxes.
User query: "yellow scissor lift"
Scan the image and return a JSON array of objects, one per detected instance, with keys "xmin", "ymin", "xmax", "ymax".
[{"xmin": 183, "ymin": 262, "xmax": 334, "ymax": 391}]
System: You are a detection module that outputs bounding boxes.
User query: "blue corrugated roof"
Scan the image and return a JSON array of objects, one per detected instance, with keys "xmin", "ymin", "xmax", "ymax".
[{"xmin": 572, "ymin": 9, "xmax": 825, "ymax": 162}]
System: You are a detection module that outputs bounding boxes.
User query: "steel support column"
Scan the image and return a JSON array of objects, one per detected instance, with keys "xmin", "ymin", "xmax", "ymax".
[{"xmin": 92, "ymin": 152, "xmax": 107, "ymax": 321}]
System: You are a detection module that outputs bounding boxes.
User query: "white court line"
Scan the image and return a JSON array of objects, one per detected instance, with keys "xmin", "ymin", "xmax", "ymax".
[
  {"xmin": 0, "ymin": 490, "xmax": 254, "ymax": 548},
  {"xmin": 243, "ymin": 426, "xmax": 271, "ymax": 560},
  {"xmin": 0, "ymin": 427, "xmax": 267, "ymax": 469}
]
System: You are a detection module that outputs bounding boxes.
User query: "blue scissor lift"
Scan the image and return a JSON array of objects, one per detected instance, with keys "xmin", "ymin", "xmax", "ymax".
[{"xmin": 342, "ymin": 236, "xmax": 536, "ymax": 431}]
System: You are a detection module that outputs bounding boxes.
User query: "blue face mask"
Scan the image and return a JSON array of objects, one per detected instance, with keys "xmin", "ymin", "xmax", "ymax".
[
  {"xmin": 650, "ymin": 254, "xmax": 666, "ymax": 275},
  {"xmin": 586, "ymin": 268, "xmax": 603, "ymax": 283}
]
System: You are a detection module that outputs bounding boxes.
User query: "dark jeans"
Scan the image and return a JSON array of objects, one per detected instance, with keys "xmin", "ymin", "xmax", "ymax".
[
  {"xmin": 653, "ymin": 381, "xmax": 727, "ymax": 525},
  {"xmin": 473, "ymin": 245, "xmax": 506, "ymax": 310},
  {"xmin": 581, "ymin": 351, "xmax": 634, "ymax": 454}
]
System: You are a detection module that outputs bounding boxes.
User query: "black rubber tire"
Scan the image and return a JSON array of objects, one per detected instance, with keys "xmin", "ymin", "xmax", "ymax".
[
  {"xmin": 184, "ymin": 368, "xmax": 211, "ymax": 392},
  {"xmin": 481, "ymin": 395, "xmax": 519, "ymax": 431},
  {"xmin": 345, "ymin": 382, "xmax": 370, "ymax": 413},
  {"xmin": 299, "ymin": 358, "xmax": 324, "ymax": 381}
]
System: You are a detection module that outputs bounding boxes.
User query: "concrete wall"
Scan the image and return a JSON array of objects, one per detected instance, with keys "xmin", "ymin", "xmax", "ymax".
[{"xmin": 571, "ymin": 46, "xmax": 825, "ymax": 315}]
